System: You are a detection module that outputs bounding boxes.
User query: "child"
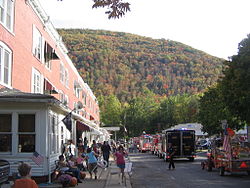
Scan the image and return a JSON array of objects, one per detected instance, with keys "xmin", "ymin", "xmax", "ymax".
[
  {"xmin": 114, "ymin": 145, "xmax": 127, "ymax": 183},
  {"xmin": 12, "ymin": 163, "xmax": 38, "ymax": 188}
]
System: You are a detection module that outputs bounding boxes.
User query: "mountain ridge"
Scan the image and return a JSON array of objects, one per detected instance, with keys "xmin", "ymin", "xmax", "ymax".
[{"xmin": 58, "ymin": 28, "xmax": 224, "ymax": 101}]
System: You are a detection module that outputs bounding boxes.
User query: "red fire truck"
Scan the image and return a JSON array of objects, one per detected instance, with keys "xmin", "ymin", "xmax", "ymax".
[
  {"xmin": 139, "ymin": 134, "xmax": 152, "ymax": 152},
  {"xmin": 150, "ymin": 134, "xmax": 162, "ymax": 155}
]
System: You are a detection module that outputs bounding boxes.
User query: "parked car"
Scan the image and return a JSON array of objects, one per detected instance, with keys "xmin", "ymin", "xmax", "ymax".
[{"xmin": 197, "ymin": 139, "xmax": 211, "ymax": 149}]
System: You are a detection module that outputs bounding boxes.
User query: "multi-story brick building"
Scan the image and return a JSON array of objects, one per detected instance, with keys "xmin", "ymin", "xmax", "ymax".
[{"xmin": 0, "ymin": 0, "xmax": 108, "ymax": 180}]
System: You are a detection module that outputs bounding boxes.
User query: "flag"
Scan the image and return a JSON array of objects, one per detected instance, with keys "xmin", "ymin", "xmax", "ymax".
[
  {"xmin": 223, "ymin": 135, "xmax": 231, "ymax": 160},
  {"xmin": 31, "ymin": 151, "xmax": 44, "ymax": 166},
  {"xmin": 227, "ymin": 128, "xmax": 235, "ymax": 137},
  {"xmin": 62, "ymin": 112, "xmax": 72, "ymax": 132}
]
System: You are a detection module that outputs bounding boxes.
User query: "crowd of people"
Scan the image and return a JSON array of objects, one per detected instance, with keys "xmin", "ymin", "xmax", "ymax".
[
  {"xmin": 12, "ymin": 138, "xmax": 128, "ymax": 187},
  {"xmin": 54, "ymin": 138, "xmax": 128, "ymax": 185}
]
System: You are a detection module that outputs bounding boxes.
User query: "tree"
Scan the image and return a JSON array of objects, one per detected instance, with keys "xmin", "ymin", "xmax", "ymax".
[
  {"xmin": 198, "ymin": 85, "xmax": 243, "ymax": 136},
  {"xmin": 58, "ymin": 0, "xmax": 131, "ymax": 19},
  {"xmin": 220, "ymin": 34, "xmax": 250, "ymax": 136},
  {"xmin": 98, "ymin": 94, "xmax": 122, "ymax": 126}
]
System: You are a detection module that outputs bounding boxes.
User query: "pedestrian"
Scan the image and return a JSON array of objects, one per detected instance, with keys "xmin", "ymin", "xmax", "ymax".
[
  {"xmin": 167, "ymin": 143, "xmax": 175, "ymax": 170},
  {"xmin": 78, "ymin": 141, "xmax": 85, "ymax": 153},
  {"xmin": 85, "ymin": 147, "xmax": 98, "ymax": 180},
  {"xmin": 83, "ymin": 137, "xmax": 88, "ymax": 151},
  {"xmin": 66, "ymin": 140, "xmax": 76, "ymax": 158},
  {"xmin": 114, "ymin": 145, "xmax": 127, "ymax": 183},
  {"xmin": 111, "ymin": 142, "xmax": 117, "ymax": 153},
  {"xmin": 91, "ymin": 140, "xmax": 99, "ymax": 154},
  {"xmin": 101, "ymin": 141, "xmax": 111, "ymax": 167},
  {"xmin": 12, "ymin": 162, "xmax": 38, "ymax": 188}
]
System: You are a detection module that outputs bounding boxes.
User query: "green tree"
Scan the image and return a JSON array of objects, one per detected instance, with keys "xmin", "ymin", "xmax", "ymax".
[
  {"xmin": 219, "ymin": 34, "xmax": 250, "ymax": 136},
  {"xmin": 198, "ymin": 85, "xmax": 242, "ymax": 136},
  {"xmin": 99, "ymin": 94, "xmax": 122, "ymax": 126}
]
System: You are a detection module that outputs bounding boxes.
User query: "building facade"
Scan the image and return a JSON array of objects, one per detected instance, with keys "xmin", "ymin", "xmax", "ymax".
[{"xmin": 0, "ymin": 0, "xmax": 106, "ymax": 180}]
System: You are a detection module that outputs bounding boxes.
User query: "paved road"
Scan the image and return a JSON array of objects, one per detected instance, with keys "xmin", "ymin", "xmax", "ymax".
[{"xmin": 129, "ymin": 152, "xmax": 250, "ymax": 188}]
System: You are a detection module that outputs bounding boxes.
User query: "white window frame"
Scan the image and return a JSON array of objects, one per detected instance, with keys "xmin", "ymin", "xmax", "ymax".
[
  {"xmin": 60, "ymin": 62, "xmax": 65, "ymax": 84},
  {"xmin": 32, "ymin": 25, "xmax": 43, "ymax": 61},
  {"xmin": 0, "ymin": 0, "xmax": 14, "ymax": 32},
  {"xmin": 49, "ymin": 113, "xmax": 59, "ymax": 154},
  {"xmin": 64, "ymin": 95, "xmax": 69, "ymax": 106},
  {"xmin": 65, "ymin": 69, "xmax": 69, "ymax": 87},
  {"xmin": 0, "ymin": 41, "xmax": 12, "ymax": 87},
  {"xmin": 31, "ymin": 68, "xmax": 43, "ymax": 94},
  {"xmin": 18, "ymin": 114, "xmax": 36, "ymax": 153}
]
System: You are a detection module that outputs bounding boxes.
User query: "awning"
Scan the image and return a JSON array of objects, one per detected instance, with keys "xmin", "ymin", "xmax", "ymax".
[
  {"xmin": 90, "ymin": 128, "xmax": 103, "ymax": 135},
  {"xmin": 44, "ymin": 79, "xmax": 58, "ymax": 94},
  {"xmin": 76, "ymin": 120, "xmax": 90, "ymax": 132}
]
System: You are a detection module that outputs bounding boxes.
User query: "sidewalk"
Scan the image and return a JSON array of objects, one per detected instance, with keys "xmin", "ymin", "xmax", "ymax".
[
  {"xmin": 75, "ymin": 158, "xmax": 132, "ymax": 188},
  {"xmin": 1, "ymin": 159, "xmax": 132, "ymax": 188}
]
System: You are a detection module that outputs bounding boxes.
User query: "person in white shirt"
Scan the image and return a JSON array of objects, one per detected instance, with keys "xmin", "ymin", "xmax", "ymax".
[{"xmin": 67, "ymin": 140, "xmax": 76, "ymax": 157}]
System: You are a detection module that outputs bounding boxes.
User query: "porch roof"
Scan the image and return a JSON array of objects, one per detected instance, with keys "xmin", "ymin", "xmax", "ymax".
[{"xmin": 0, "ymin": 87, "xmax": 59, "ymax": 103}]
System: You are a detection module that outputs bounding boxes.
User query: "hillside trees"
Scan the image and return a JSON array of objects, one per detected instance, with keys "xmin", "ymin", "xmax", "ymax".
[{"xmin": 58, "ymin": 29, "xmax": 224, "ymax": 101}]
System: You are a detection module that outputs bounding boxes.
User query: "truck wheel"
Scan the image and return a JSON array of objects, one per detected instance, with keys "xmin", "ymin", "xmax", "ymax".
[{"xmin": 219, "ymin": 167, "xmax": 225, "ymax": 176}]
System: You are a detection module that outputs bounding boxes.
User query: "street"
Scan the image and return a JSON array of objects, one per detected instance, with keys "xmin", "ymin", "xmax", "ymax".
[{"xmin": 129, "ymin": 152, "xmax": 250, "ymax": 188}]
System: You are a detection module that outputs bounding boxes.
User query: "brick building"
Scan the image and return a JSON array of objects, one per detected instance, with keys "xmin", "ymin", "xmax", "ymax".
[{"xmin": 0, "ymin": 0, "xmax": 108, "ymax": 180}]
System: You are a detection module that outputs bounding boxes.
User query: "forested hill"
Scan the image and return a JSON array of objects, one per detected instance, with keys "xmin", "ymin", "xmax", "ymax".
[{"xmin": 58, "ymin": 29, "xmax": 224, "ymax": 101}]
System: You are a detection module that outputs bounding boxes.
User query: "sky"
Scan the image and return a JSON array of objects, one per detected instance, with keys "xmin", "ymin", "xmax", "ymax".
[{"xmin": 39, "ymin": 0, "xmax": 250, "ymax": 60}]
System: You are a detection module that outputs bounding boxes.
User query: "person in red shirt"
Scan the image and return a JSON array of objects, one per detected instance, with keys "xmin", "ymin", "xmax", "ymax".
[
  {"xmin": 114, "ymin": 145, "xmax": 127, "ymax": 183},
  {"xmin": 12, "ymin": 162, "xmax": 38, "ymax": 188}
]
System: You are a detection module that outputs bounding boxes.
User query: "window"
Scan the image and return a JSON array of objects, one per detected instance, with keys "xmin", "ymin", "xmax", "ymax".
[
  {"xmin": 82, "ymin": 91, "xmax": 87, "ymax": 105},
  {"xmin": 74, "ymin": 81, "xmax": 81, "ymax": 98},
  {"xmin": 0, "ymin": 41, "xmax": 12, "ymax": 86},
  {"xmin": 31, "ymin": 68, "xmax": 43, "ymax": 94},
  {"xmin": 0, "ymin": 0, "xmax": 14, "ymax": 31},
  {"xmin": 18, "ymin": 114, "xmax": 36, "ymax": 153},
  {"xmin": 44, "ymin": 42, "xmax": 59, "ymax": 69},
  {"xmin": 65, "ymin": 69, "xmax": 69, "ymax": 87},
  {"xmin": 50, "ymin": 114, "xmax": 59, "ymax": 154},
  {"xmin": 32, "ymin": 26, "xmax": 42, "ymax": 61},
  {"xmin": 0, "ymin": 114, "xmax": 12, "ymax": 152},
  {"xmin": 60, "ymin": 63, "xmax": 64, "ymax": 83},
  {"xmin": 64, "ymin": 95, "xmax": 69, "ymax": 106}
]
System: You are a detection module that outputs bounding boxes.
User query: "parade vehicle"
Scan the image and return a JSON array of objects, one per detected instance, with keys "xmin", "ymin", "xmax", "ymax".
[
  {"xmin": 162, "ymin": 129, "xmax": 196, "ymax": 161},
  {"xmin": 150, "ymin": 134, "xmax": 162, "ymax": 155},
  {"xmin": 201, "ymin": 128, "xmax": 250, "ymax": 176},
  {"xmin": 138, "ymin": 134, "xmax": 152, "ymax": 152},
  {"xmin": 156, "ymin": 134, "xmax": 163, "ymax": 158}
]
